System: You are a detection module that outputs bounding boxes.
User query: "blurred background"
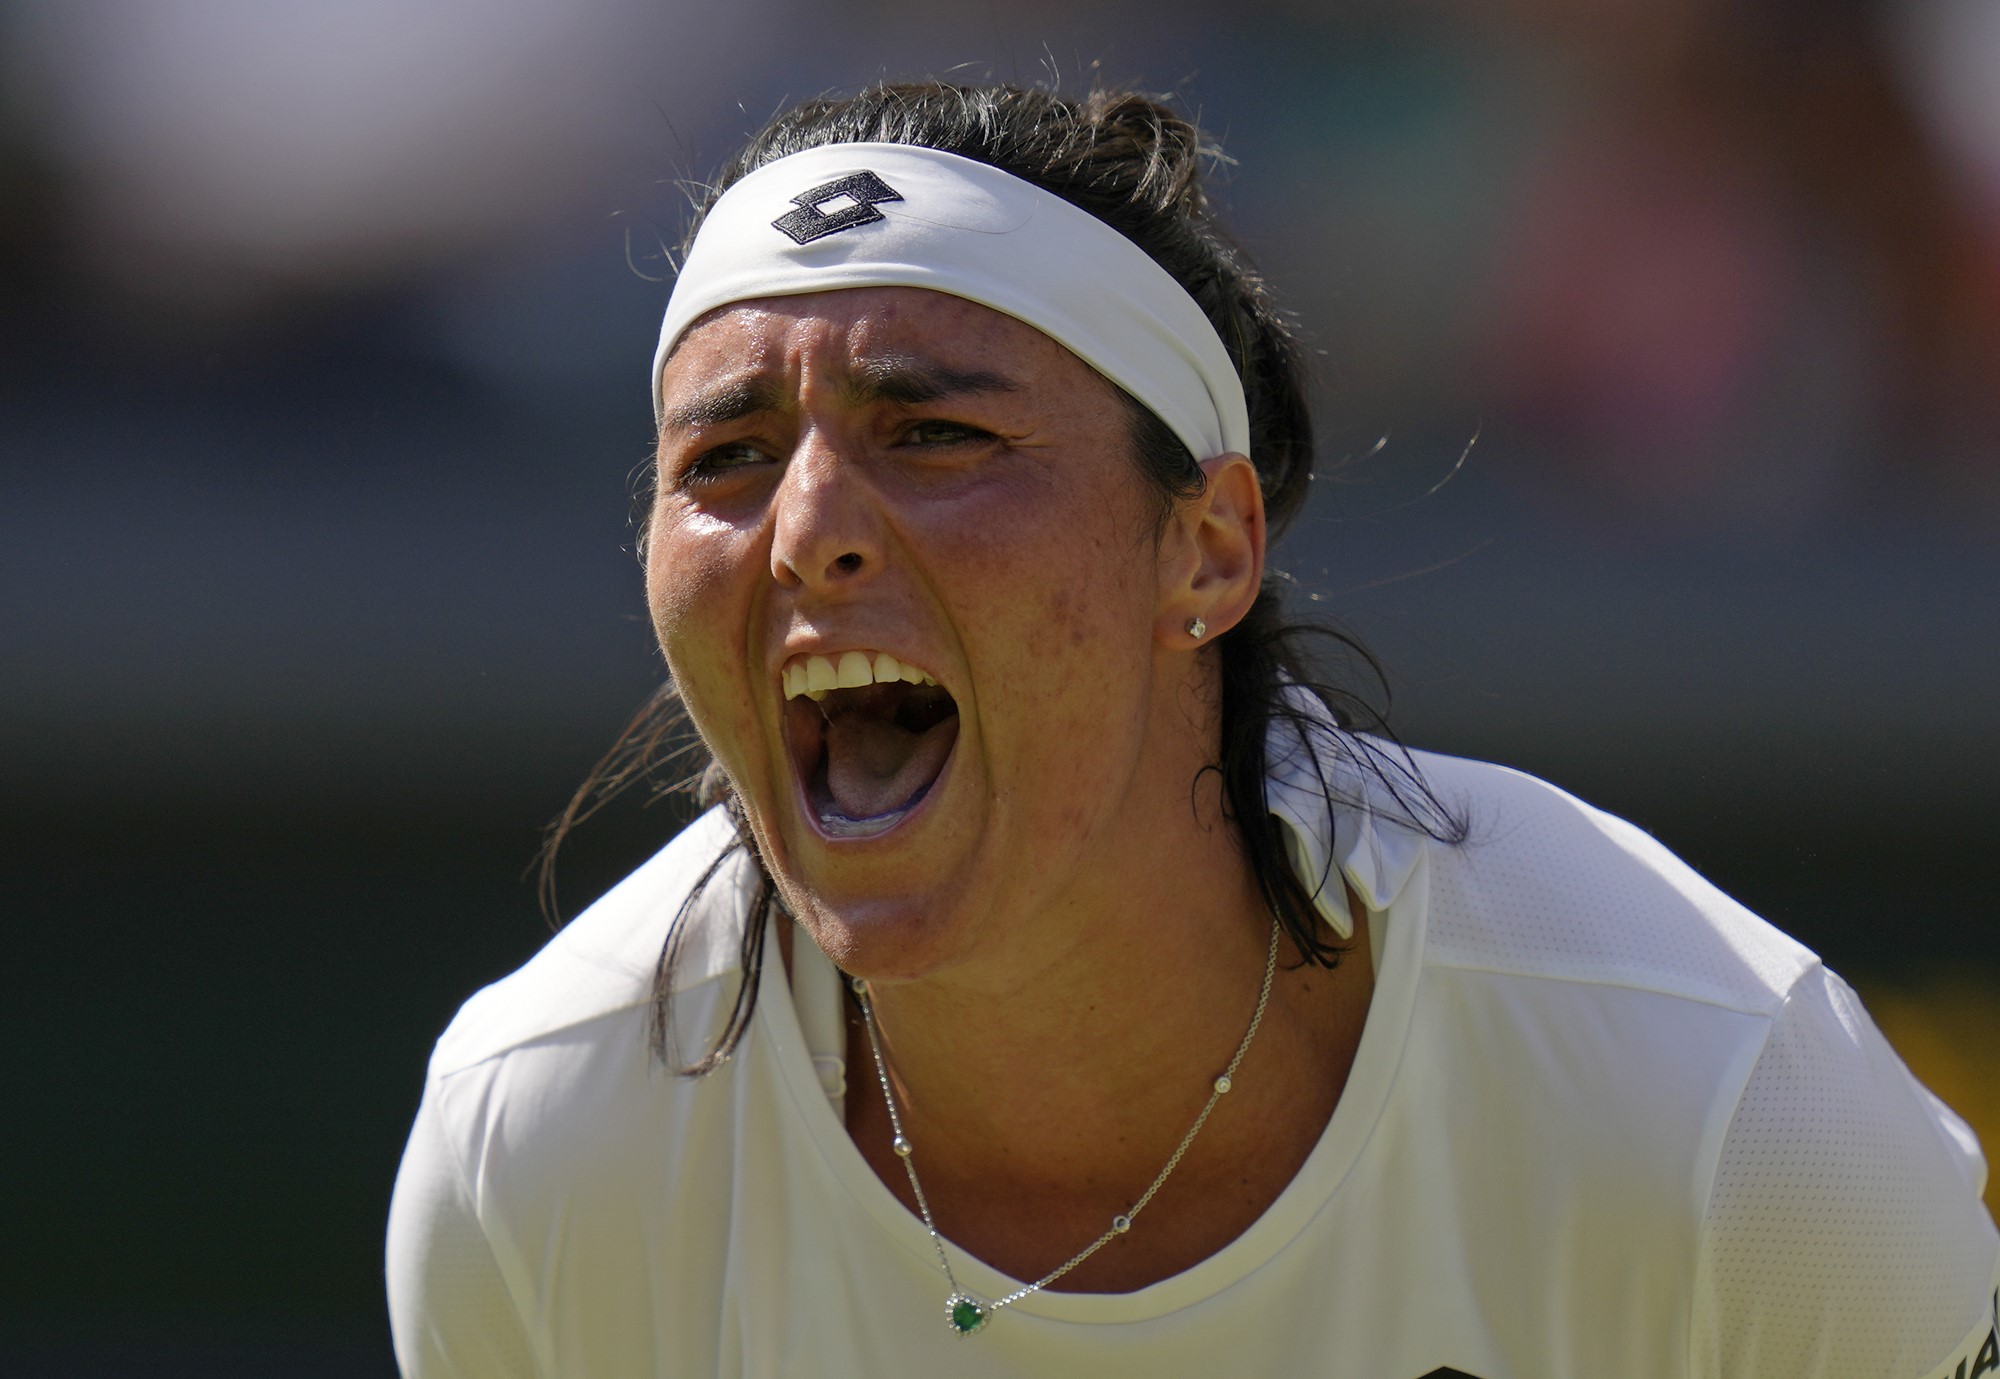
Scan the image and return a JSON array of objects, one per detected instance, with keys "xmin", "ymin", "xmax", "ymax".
[{"xmin": 3, "ymin": 0, "xmax": 1995, "ymax": 1373}]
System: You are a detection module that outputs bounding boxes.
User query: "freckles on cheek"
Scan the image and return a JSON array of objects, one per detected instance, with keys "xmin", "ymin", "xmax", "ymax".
[
  {"xmin": 1027, "ymin": 535, "xmax": 1143, "ymax": 659},
  {"xmin": 1030, "ymin": 587, "xmax": 1072, "ymax": 658}
]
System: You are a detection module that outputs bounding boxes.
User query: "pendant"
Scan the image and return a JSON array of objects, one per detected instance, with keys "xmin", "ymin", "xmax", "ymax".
[{"xmin": 945, "ymin": 1292, "xmax": 989, "ymax": 1336}]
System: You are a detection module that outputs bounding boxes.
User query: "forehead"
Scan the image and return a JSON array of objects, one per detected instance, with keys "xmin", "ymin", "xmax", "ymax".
[{"xmin": 660, "ymin": 286, "xmax": 1110, "ymax": 397}]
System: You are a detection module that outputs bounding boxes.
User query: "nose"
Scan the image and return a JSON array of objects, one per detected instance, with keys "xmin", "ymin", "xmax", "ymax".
[{"xmin": 769, "ymin": 428, "xmax": 882, "ymax": 592}]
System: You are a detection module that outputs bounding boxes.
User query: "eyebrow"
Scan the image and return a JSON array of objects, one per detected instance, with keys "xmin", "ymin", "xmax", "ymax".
[
  {"xmin": 658, "ymin": 378, "xmax": 787, "ymax": 434},
  {"xmin": 840, "ymin": 356, "xmax": 1022, "ymax": 407},
  {"xmin": 659, "ymin": 356, "xmax": 1022, "ymax": 435}
]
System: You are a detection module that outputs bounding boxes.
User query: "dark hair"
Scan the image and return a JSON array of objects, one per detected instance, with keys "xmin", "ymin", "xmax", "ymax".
[{"xmin": 542, "ymin": 80, "xmax": 1464, "ymax": 1075}]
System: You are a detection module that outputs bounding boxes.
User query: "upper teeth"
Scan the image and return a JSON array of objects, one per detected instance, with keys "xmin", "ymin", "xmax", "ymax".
[{"xmin": 783, "ymin": 650, "xmax": 936, "ymax": 701}]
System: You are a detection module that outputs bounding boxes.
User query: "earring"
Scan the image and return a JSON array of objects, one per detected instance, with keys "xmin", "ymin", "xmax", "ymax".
[{"xmin": 1186, "ymin": 616, "xmax": 1206, "ymax": 639}]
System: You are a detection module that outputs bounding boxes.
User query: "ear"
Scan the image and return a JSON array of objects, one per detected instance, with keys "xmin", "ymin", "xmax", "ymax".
[{"xmin": 1154, "ymin": 453, "xmax": 1265, "ymax": 648}]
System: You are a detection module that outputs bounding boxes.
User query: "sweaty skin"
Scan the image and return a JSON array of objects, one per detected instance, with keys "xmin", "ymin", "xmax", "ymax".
[{"xmin": 649, "ymin": 287, "xmax": 1371, "ymax": 1292}]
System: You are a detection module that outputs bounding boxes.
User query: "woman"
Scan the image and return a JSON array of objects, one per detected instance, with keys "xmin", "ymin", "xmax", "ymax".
[{"xmin": 387, "ymin": 83, "xmax": 1998, "ymax": 1378}]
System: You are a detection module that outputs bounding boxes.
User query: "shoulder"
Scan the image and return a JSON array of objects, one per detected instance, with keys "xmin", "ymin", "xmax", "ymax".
[
  {"xmin": 427, "ymin": 804, "xmax": 755, "ymax": 1081},
  {"xmin": 1692, "ymin": 963, "xmax": 1999, "ymax": 1377},
  {"xmin": 389, "ymin": 806, "xmax": 762, "ymax": 1375},
  {"xmin": 1391, "ymin": 751, "xmax": 1998, "ymax": 1376},
  {"xmin": 1405, "ymin": 747, "xmax": 1815, "ymax": 1018}
]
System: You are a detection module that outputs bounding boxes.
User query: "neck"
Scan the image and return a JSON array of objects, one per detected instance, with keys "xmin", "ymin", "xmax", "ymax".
[
  {"xmin": 859, "ymin": 826, "xmax": 1278, "ymax": 1175},
  {"xmin": 837, "ymin": 791, "xmax": 1374, "ymax": 1293}
]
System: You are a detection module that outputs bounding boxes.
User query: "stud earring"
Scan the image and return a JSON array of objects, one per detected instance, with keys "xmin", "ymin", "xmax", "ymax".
[{"xmin": 1186, "ymin": 616, "xmax": 1206, "ymax": 639}]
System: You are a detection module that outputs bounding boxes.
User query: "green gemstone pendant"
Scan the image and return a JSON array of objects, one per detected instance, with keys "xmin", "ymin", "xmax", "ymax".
[{"xmin": 946, "ymin": 1293, "xmax": 989, "ymax": 1335}]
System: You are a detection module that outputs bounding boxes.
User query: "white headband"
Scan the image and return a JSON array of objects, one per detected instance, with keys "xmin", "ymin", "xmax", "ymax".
[{"xmin": 652, "ymin": 143, "xmax": 1251, "ymax": 463}]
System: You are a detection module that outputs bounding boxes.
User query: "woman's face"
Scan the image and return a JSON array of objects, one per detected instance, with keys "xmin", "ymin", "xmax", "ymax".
[{"xmin": 649, "ymin": 287, "xmax": 1187, "ymax": 980}]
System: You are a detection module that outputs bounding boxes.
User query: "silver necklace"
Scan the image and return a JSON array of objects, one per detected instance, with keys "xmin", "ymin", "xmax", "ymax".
[{"xmin": 852, "ymin": 916, "xmax": 1282, "ymax": 1337}]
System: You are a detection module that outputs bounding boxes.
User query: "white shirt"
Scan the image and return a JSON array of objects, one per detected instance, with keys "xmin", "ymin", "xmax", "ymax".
[{"xmin": 387, "ymin": 746, "xmax": 1999, "ymax": 1378}]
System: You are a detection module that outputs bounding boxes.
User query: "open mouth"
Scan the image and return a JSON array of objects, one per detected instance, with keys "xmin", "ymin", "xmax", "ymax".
[{"xmin": 783, "ymin": 651, "xmax": 959, "ymax": 838}]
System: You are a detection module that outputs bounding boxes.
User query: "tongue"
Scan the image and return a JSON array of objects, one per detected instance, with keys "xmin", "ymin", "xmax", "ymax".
[{"xmin": 823, "ymin": 712, "xmax": 958, "ymax": 819}]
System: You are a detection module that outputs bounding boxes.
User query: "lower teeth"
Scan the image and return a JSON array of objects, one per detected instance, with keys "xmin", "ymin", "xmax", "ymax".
[
  {"xmin": 816, "ymin": 806, "xmax": 906, "ymax": 837},
  {"xmin": 815, "ymin": 782, "xmax": 932, "ymax": 836}
]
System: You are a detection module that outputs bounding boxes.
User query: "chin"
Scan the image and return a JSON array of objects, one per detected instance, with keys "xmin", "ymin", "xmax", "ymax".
[{"xmin": 774, "ymin": 871, "xmax": 983, "ymax": 986}]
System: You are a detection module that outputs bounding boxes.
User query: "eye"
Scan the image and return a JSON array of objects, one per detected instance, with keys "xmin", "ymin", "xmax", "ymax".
[
  {"xmin": 676, "ymin": 440, "xmax": 774, "ymax": 485},
  {"xmin": 898, "ymin": 419, "xmax": 995, "ymax": 448}
]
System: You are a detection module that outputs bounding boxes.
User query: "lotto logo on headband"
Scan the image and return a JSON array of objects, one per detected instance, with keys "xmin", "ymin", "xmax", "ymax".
[
  {"xmin": 772, "ymin": 171, "xmax": 904, "ymax": 245},
  {"xmin": 658, "ymin": 143, "xmax": 1250, "ymax": 462}
]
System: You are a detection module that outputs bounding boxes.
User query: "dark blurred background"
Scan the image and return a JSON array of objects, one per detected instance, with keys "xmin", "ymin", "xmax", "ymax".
[{"xmin": 3, "ymin": 0, "xmax": 1996, "ymax": 1374}]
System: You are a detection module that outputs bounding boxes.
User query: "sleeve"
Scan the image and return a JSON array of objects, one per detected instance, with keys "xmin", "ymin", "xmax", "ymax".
[
  {"xmin": 1690, "ymin": 965, "xmax": 2000, "ymax": 1379},
  {"xmin": 385, "ymin": 1075, "xmax": 542, "ymax": 1379}
]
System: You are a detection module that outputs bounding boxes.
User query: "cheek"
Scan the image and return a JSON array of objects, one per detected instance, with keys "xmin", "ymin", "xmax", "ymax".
[
  {"xmin": 935, "ymin": 472, "xmax": 1157, "ymax": 711},
  {"xmin": 1041, "ymin": 526, "xmax": 1149, "ymax": 649},
  {"xmin": 645, "ymin": 504, "xmax": 741, "ymax": 648},
  {"xmin": 644, "ymin": 507, "xmax": 763, "ymax": 750}
]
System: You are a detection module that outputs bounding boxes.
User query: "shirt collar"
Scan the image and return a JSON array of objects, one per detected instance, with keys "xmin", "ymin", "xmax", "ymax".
[{"xmin": 1263, "ymin": 683, "xmax": 1428, "ymax": 939}]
